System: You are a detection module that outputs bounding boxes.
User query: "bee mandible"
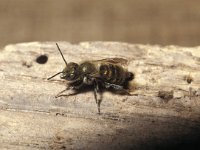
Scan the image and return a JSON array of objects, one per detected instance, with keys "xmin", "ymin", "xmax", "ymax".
[{"xmin": 48, "ymin": 43, "xmax": 134, "ymax": 114}]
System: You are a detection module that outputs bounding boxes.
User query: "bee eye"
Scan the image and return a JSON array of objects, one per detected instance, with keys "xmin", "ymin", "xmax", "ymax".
[{"xmin": 70, "ymin": 73, "xmax": 74, "ymax": 77}]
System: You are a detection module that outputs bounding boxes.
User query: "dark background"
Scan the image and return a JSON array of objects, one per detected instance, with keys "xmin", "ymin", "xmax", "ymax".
[{"xmin": 1, "ymin": 0, "xmax": 200, "ymax": 47}]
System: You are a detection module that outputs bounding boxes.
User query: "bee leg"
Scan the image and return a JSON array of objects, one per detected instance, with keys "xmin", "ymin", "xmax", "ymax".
[
  {"xmin": 55, "ymin": 86, "xmax": 78, "ymax": 98},
  {"xmin": 104, "ymin": 82, "xmax": 131, "ymax": 95},
  {"xmin": 55, "ymin": 91, "xmax": 80, "ymax": 98},
  {"xmin": 55, "ymin": 86, "xmax": 70, "ymax": 98},
  {"xmin": 93, "ymin": 80, "xmax": 102, "ymax": 114},
  {"xmin": 94, "ymin": 86, "xmax": 98, "ymax": 104},
  {"xmin": 55, "ymin": 80, "xmax": 84, "ymax": 98}
]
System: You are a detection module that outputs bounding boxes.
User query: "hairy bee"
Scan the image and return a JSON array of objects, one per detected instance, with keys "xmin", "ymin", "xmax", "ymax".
[{"xmin": 48, "ymin": 43, "xmax": 134, "ymax": 114}]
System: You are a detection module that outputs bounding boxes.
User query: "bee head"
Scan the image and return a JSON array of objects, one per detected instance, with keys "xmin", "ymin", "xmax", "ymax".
[
  {"xmin": 61, "ymin": 62, "xmax": 79, "ymax": 81},
  {"xmin": 47, "ymin": 43, "xmax": 80, "ymax": 81}
]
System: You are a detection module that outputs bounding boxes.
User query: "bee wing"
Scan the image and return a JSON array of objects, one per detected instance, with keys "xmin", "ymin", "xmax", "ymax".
[{"xmin": 91, "ymin": 57, "xmax": 129, "ymax": 66}]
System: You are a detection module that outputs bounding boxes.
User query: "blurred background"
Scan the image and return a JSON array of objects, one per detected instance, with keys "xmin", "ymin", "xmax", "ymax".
[{"xmin": 1, "ymin": 0, "xmax": 200, "ymax": 47}]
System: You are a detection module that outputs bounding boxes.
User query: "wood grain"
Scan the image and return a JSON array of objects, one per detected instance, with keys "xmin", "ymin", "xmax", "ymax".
[{"xmin": 0, "ymin": 42, "xmax": 200, "ymax": 149}]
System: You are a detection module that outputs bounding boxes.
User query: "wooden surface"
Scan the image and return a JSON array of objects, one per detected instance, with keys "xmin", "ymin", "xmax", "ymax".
[{"xmin": 0, "ymin": 42, "xmax": 200, "ymax": 149}]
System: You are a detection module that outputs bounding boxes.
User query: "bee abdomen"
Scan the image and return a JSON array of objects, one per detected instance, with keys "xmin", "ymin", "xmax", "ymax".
[{"xmin": 100, "ymin": 64, "xmax": 127, "ymax": 85}]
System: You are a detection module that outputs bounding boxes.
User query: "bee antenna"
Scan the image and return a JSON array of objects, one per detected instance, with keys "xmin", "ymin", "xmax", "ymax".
[
  {"xmin": 47, "ymin": 72, "xmax": 63, "ymax": 80},
  {"xmin": 56, "ymin": 43, "xmax": 68, "ymax": 66}
]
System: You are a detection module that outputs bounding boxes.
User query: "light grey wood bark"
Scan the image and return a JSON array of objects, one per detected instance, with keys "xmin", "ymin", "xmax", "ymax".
[{"xmin": 0, "ymin": 42, "xmax": 200, "ymax": 149}]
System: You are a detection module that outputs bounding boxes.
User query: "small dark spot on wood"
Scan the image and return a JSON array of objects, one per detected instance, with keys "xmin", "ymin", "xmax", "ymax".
[
  {"xmin": 158, "ymin": 90, "xmax": 173, "ymax": 102},
  {"xmin": 36, "ymin": 55, "xmax": 48, "ymax": 64},
  {"xmin": 170, "ymin": 65, "xmax": 176, "ymax": 68},
  {"xmin": 56, "ymin": 136, "xmax": 62, "ymax": 141},
  {"xmin": 122, "ymin": 97, "xmax": 128, "ymax": 102},
  {"xmin": 56, "ymin": 112, "xmax": 64, "ymax": 116},
  {"xmin": 184, "ymin": 74, "xmax": 193, "ymax": 84},
  {"xmin": 22, "ymin": 61, "xmax": 32, "ymax": 68},
  {"xmin": 60, "ymin": 145, "xmax": 66, "ymax": 150}
]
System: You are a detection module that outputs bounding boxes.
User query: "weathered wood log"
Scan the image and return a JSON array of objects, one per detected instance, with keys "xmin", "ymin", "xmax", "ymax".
[{"xmin": 0, "ymin": 42, "xmax": 200, "ymax": 149}]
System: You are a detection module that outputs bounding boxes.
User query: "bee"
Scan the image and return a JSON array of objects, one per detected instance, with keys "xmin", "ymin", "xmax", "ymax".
[{"xmin": 48, "ymin": 43, "xmax": 134, "ymax": 114}]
